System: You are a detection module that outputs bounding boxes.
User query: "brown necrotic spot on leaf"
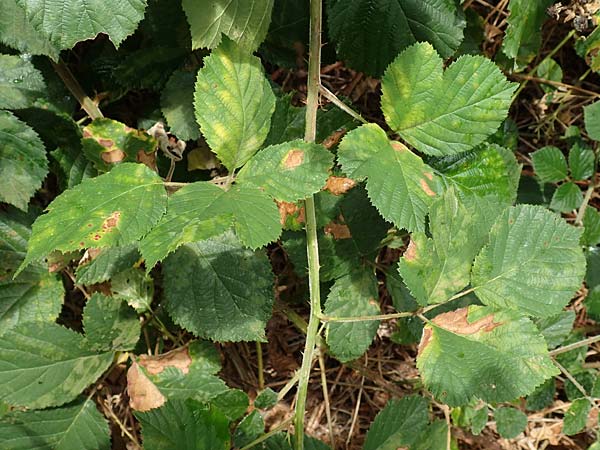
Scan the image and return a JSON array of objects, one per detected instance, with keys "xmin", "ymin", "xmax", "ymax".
[
  {"xmin": 101, "ymin": 149, "xmax": 126, "ymax": 163},
  {"xmin": 137, "ymin": 149, "xmax": 157, "ymax": 171},
  {"xmin": 138, "ymin": 346, "xmax": 192, "ymax": 375},
  {"xmin": 325, "ymin": 176, "xmax": 356, "ymax": 195},
  {"xmin": 322, "ymin": 129, "xmax": 347, "ymax": 149},
  {"xmin": 277, "ymin": 201, "xmax": 305, "ymax": 225},
  {"xmin": 420, "ymin": 178, "xmax": 436, "ymax": 197},
  {"xmin": 404, "ymin": 239, "xmax": 418, "ymax": 260},
  {"xmin": 98, "ymin": 138, "xmax": 115, "ymax": 148},
  {"xmin": 101, "ymin": 211, "xmax": 121, "ymax": 232},
  {"xmin": 432, "ymin": 308, "xmax": 503, "ymax": 335},
  {"xmin": 324, "ymin": 221, "xmax": 351, "ymax": 239},
  {"xmin": 127, "ymin": 361, "xmax": 166, "ymax": 412},
  {"xmin": 390, "ymin": 141, "xmax": 408, "ymax": 152},
  {"xmin": 283, "ymin": 149, "xmax": 305, "ymax": 169}
]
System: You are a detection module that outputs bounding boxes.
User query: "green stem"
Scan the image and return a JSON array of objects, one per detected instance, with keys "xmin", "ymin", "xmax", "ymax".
[
  {"xmin": 294, "ymin": 1, "xmax": 322, "ymax": 448},
  {"xmin": 319, "ymin": 85, "xmax": 368, "ymax": 124},
  {"xmin": 51, "ymin": 59, "xmax": 104, "ymax": 120},
  {"xmin": 549, "ymin": 334, "xmax": 600, "ymax": 356},
  {"xmin": 239, "ymin": 417, "xmax": 294, "ymax": 450}
]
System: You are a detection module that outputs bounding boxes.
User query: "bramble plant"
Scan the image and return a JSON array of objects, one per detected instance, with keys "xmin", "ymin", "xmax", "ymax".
[{"xmin": 1, "ymin": 0, "xmax": 600, "ymax": 449}]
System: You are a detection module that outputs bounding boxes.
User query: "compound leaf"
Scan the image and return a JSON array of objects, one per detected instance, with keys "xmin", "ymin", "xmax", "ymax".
[
  {"xmin": 0, "ymin": 54, "xmax": 45, "ymax": 109},
  {"xmin": 162, "ymin": 232, "xmax": 274, "ymax": 342},
  {"xmin": 494, "ymin": 406, "xmax": 527, "ymax": 439},
  {"xmin": 194, "ymin": 37, "xmax": 275, "ymax": 171},
  {"xmin": 83, "ymin": 293, "xmax": 140, "ymax": 351},
  {"xmin": 417, "ymin": 306, "xmax": 559, "ymax": 406},
  {"xmin": 161, "ymin": 70, "xmax": 200, "ymax": 141},
  {"xmin": 531, "ymin": 146, "xmax": 568, "ymax": 183},
  {"xmin": 19, "ymin": 163, "xmax": 167, "ymax": 274},
  {"xmin": 471, "ymin": 205, "xmax": 586, "ymax": 317},
  {"xmin": 0, "ymin": 398, "xmax": 110, "ymax": 450},
  {"xmin": 382, "ymin": 42, "xmax": 516, "ymax": 156},
  {"xmin": 0, "ymin": 110, "xmax": 48, "ymax": 211},
  {"xmin": 338, "ymin": 123, "xmax": 438, "ymax": 232},
  {"xmin": 0, "ymin": 322, "xmax": 113, "ymax": 408},
  {"xmin": 237, "ymin": 140, "xmax": 333, "ymax": 202},
  {"xmin": 327, "ymin": 0, "xmax": 465, "ymax": 77},
  {"xmin": 325, "ymin": 271, "xmax": 380, "ymax": 362},
  {"xmin": 15, "ymin": 0, "xmax": 148, "ymax": 53},
  {"xmin": 182, "ymin": 0, "xmax": 273, "ymax": 51}
]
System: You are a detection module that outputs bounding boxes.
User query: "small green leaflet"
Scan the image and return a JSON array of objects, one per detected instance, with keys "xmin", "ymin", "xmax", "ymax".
[
  {"xmin": 0, "ymin": 322, "xmax": 113, "ymax": 408},
  {"xmin": 327, "ymin": 0, "xmax": 465, "ymax": 77},
  {"xmin": 535, "ymin": 310, "xmax": 575, "ymax": 349},
  {"xmin": 417, "ymin": 306, "xmax": 559, "ymax": 406},
  {"xmin": 583, "ymin": 208, "xmax": 600, "ymax": 246},
  {"xmin": 19, "ymin": 163, "xmax": 167, "ymax": 274},
  {"xmin": 584, "ymin": 100, "xmax": 600, "ymax": 141},
  {"xmin": 0, "ymin": 54, "xmax": 45, "ymax": 109},
  {"xmin": 325, "ymin": 271, "xmax": 380, "ymax": 362},
  {"xmin": 338, "ymin": 123, "xmax": 438, "ymax": 232},
  {"xmin": 234, "ymin": 410, "xmax": 264, "ymax": 448},
  {"xmin": 569, "ymin": 142, "xmax": 595, "ymax": 181},
  {"xmin": 563, "ymin": 398, "xmax": 592, "ymax": 435},
  {"xmin": 0, "ymin": 110, "xmax": 48, "ymax": 211},
  {"xmin": 15, "ymin": 0, "xmax": 148, "ymax": 54},
  {"xmin": 237, "ymin": 140, "xmax": 333, "ymax": 202},
  {"xmin": 381, "ymin": 42, "xmax": 517, "ymax": 156},
  {"xmin": 140, "ymin": 182, "xmax": 280, "ymax": 269},
  {"xmin": 494, "ymin": 406, "xmax": 527, "ymax": 439},
  {"xmin": 111, "ymin": 268, "xmax": 154, "ymax": 313},
  {"xmin": 194, "ymin": 37, "xmax": 276, "ymax": 171},
  {"xmin": 471, "ymin": 205, "xmax": 586, "ymax": 318},
  {"xmin": 161, "ymin": 70, "xmax": 200, "ymax": 141},
  {"xmin": 162, "ymin": 233, "xmax": 275, "ymax": 342},
  {"xmin": 531, "ymin": 146, "xmax": 568, "ymax": 183},
  {"xmin": 363, "ymin": 396, "xmax": 429, "ymax": 450},
  {"xmin": 0, "ymin": 398, "xmax": 110, "ymax": 450},
  {"xmin": 182, "ymin": 0, "xmax": 274, "ymax": 51},
  {"xmin": 549, "ymin": 182, "xmax": 583, "ymax": 213}
]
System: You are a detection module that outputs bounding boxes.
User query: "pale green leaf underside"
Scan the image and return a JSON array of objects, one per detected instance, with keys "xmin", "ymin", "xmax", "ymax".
[
  {"xmin": 163, "ymin": 233, "xmax": 274, "ymax": 342},
  {"xmin": 237, "ymin": 139, "xmax": 333, "ymax": 202},
  {"xmin": 338, "ymin": 123, "xmax": 438, "ymax": 232},
  {"xmin": 471, "ymin": 205, "xmax": 586, "ymax": 318},
  {"xmin": 194, "ymin": 37, "xmax": 276, "ymax": 171},
  {"xmin": 182, "ymin": 0, "xmax": 273, "ymax": 51},
  {"xmin": 0, "ymin": 54, "xmax": 45, "ymax": 109},
  {"xmin": 382, "ymin": 42, "xmax": 517, "ymax": 156},
  {"xmin": 325, "ymin": 271, "xmax": 380, "ymax": 362},
  {"xmin": 140, "ymin": 181, "xmax": 280, "ymax": 269},
  {"xmin": 83, "ymin": 293, "xmax": 140, "ymax": 351},
  {"xmin": 19, "ymin": 163, "xmax": 167, "ymax": 274},
  {"xmin": 0, "ymin": 399, "xmax": 110, "ymax": 450},
  {"xmin": 15, "ymin": 0, "xmax": 148, "ymax": 53},
  {"xmin": 0, "ymin": 322, "xmax": 113, "ymax": 408},
  {"xmin": 417, "ymin": 306, "xmax": 559, "ymax": 406},
  {"xmin": 161, "ymin": 70, "xmax": 200, "ymax": 141},
  {"xmin": 327, "ymin": 0, "xmax": 465, "ymax": 77},
  {"xmin": 0, "ymin": 110, "xmax": 48, "ymax": 211},
  {"xmin": 531, "ymin": 146, "xmax": 568, "ymax": 183}
]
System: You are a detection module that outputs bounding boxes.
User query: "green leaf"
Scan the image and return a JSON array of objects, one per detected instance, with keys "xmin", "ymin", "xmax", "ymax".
[
  {"xmin": 19, "ymin": 163, "xmax": 167, "ymax": 274},
  {"xmin": 563, "ymin": 398, "xmax": 592, "ymax": 435},
  {"xmin": 15, "ymin": 0, "xmax": 148, "ymax": 53},
  {"xmin": 254, "ymin": 388, "xmax": 278, "ymax": 409},
  {"xmin": 325, "ymin": 271, "xmax": 380, "ymax": 362},
  {"xmin": 417, "ymin": 306, "xmax": 559, "ymax": 406},
  {"xmin": 194, "ymin": 37, "xmax": 275, "ymax": 171},
  {"xmin": 0, "ymin": 322, "xmax": 113, "ymax": 408},
  {"xmin": 471, "ymin": 405, "xmax": 489, "ymax": 435},
  {"xmin": 411, "ymin": 420, "xmax": 453, "ymax": 450},
  {"xmin": 83, "ymin": 293, "xmax": 140, "ymax": 351},
  {"xmin": 531, "ymin": 146, "xmax": 568, "ymax": 183},
  {"xmin": 583, "ymin": 208, "xmax": 600, "ymax": 246},
  {"xmin": 76, "ymin": 244, "xmax": 140, "ymax": 285},
  {"xmin": 586, "ymin": 99, "xmax": 600, "ymax": 141},
  {"xmin": 381, "ymin": 42, "xmax": 517, "ymax": 156},
  {"xmin": 51, "ymin": 146, "xmax": 96, "ymax": 189},
  {"xmin": 363, "ymin": 396, "xmax": 429, "ymax": 450},
  {"xmin": 182, "ymin": 0, "xmax": 273, "ymax": 51},
  {"xmin": 565, "ymin": 371, "xmax": 596, "ymax": 401},
  {"xmin": 136, "ymin": 400, "xmax": 230, "ymax": 450},
  {"xmin": 536, "ymin": 58, "xmax": 563, "ymax": 93},
  {"xmin": 471, "ymin": 205, "xmax": 586, "ymax": 318},
  {"xmin": 494, "ymin": 407, "xmax": 527, "ymax": 439},
  {"xmin": 163, "ymin": 232, "xmax": 274, "ymax": 342},
  {"xmin": 140, "ymin": 182, "xmax": 280, "ymax": 268},
  {"xmin": 234, "ymin": 411, "xmax": 264, "ymax": 448},
  {"xmin": 0, "ymin": 54, "xmax": 45, "ymax": 109},
  {"xmin": 398, "ymin": 189, "xmax": 489, "ymax": 306},
  {"xmin": 0, "ymin": 110, "xmax": 48, "ymax": 211},
  {"xmin": 327, "ymin": 0, "xmax": 465, "ymax": 77},
  {"xmin": 526, "ymin": 378, "xmax": 555, "ymax": 411},
  {"xmin": 237, "ymin": 140, "xmax": 333, "ymax": 202},
  {"xmin": 82, "ymin": 118, "xmax": 157, "ymax": 172},
  {"xmin": 338, "ymin": 123, "xmax": 438, "ymax": 232},
  {"xmin": 535, "ymin": 310, "xmax": 575, "ymax": 349},
  {"xmin": 264, "ymin": 94, "xmax": 306, "ymax": 146},
  {"xmin": 502, "ymin": 0, "xmax": 554, "ymax": 67},
  {"xmin": 211, "ymin": 389, "xmax": 249, "ymax": 421},
  {"xmin": 0, "ymin": 398, "xmax": 110, "ymax": 450},
  {"xmin": 569, "ymin": 142, "xmax": 595, "ymax": 181},
  {"xmin": 550, "ymin": 182, "xmax": 583, "ymax": 213},
  {"xmin": 111, "ymin": 268, "xmax": 154, "ymax": 313},
  {"xmin": 161, "ymin": 70, "xmax": 200, "ymax": 141}
]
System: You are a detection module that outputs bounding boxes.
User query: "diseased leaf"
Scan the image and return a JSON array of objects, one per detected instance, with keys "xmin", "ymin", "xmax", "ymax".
[
  {"xmin": 531, "ymin": 146, "xmax": 568, "ymax": 183},
  {"xmin": 550, "ymin": 182, "xmax": 583, "ymax": 213},
  {"xmin": 194, "ymin": 37, "xmax": 276, "ymax": 171},
  {"xmin": 237, "ymin": 140, "xmax": 333, "ymax": 202},
  {"xmin": 0, "ymin": 110, "xmax": 48, "ymax": 211},
  {"xmin": 381, "ymin": 42, "xmax": 517, "ymax": 156},
  {"xmin": 83, "ymin": 293, "xmax": 140, "ymax": 351},
  {"xmin": 19, "ymin": 163, "xmax": 167, "ymax": 274},
  {"xmin": 417, "ymin": 306, "xmax": 559, "ymax": 406},
  {"xmin": 161, "ymin": 70, "xmax": 200, "ymax": 141},
  {"xmin": 0, "ymin": 54, "xmax": 45, "ymax": 109},
  {"xmin": 563, "ymin": 398, "xmax": 592, "ymax": 435},
  {"xmin": 182, "ymin": 0, "xmax": 273, "ymax": 51},
  {"xmin": 363, "ymin": 396, "xmax": 429, "ymax": 450},
  {"xmin": 163, "ymin": 232, "xmax": 274, "ymax": 342},
  {"xmin": 569, "ymin": 142, "xmax": 595, "ymax": 181},
  {"xmin": 325, "ymin": 271, "xmax": 380, "ymax": 362},
  {"xmin": 0, "ymin": 322, "xmax": 113, "ymax": 408},
  {"xmin": 327, "ymin": 0, "xmax": 466, "ymax": 77},
  {"xmin": 0, "ymin": 398, "xmax": 110, "ymax": 450},
  {"xmin": 494, "ymin": 407, "xmax": 527, "ymax": 439},
  {"xmin": 15, "ymin": 0, "xmax": 148, "ymax": 53},
  {"xmin": 471, "ymin": 205, "xmax": 586, "ymax": 317},
  {"xmin": 76, "ymin": 244, "xmax": 140, "ymax": 285},
  {"xmin": 338, "ymin": 123, "xmax": 439, "ymax": 232}
]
